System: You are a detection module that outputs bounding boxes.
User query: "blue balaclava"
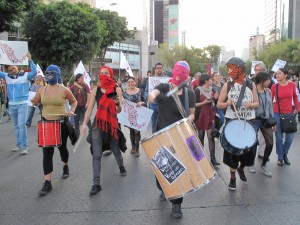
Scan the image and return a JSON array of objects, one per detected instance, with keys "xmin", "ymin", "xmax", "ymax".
[{"xmin": 45, "ymin": 65, "xmax": 61, "ymax": 85}]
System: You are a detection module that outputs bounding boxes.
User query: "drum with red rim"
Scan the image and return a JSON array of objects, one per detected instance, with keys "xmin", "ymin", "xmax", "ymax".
[{"xmin": 38, "ymin": 121, "xmax": 62, "ymax": 147}]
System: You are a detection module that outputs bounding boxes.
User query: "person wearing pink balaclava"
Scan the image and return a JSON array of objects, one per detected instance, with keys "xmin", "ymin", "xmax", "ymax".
[{"xmin": 148, "ymin": 61, "xmax": 195, "ymax": 218}]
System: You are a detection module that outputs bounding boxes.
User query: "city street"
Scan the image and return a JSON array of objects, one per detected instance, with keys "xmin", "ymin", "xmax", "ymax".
[{"xmin": 0, "ymin": 110, "xmax": 300, "ymax": 225}]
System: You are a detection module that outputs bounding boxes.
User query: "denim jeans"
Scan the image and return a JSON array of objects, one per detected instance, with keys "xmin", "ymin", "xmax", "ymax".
[
  {"xmin": 26, "ymin": 106, "xmax": 36, "ymax": 126},
  {"xmin": 150, "ymin": 102, "xmax": 158, "ymax": 133},
  {"xmin": 274, "ymin": 113, "xmax": 295, "ymax": 160},
  {"xmin": 215, "ymin": 107, "xmax": 225, "ymax": 126},
  {"xmin": 9, "ymin": 103, "xmax": 28, "ymax": 150}
]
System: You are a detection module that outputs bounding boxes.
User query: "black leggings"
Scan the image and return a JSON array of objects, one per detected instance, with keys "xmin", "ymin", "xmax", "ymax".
[
  {"xmin": 129, "ymin": 128, "xmax": 141, "ymax": 150},
  {"xmin": 198, "ymin": 129, "xmax": 216, "ymax": 158},
  {"xmin": 258, "ymin": 126, "xmax": 273, "ymax": 165},
  {"xmin": 42, "ymin": 122, "xmax": 69, "ymax": 175}
]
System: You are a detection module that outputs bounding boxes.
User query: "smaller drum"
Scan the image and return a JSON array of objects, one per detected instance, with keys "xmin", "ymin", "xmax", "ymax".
[
  {"xmin": 38, "ymin": 121, "xmax": 62, "ymax": 147},
  {"xmin": 220, "ymin": 119, "xmax": 257, "ymax": 155}
]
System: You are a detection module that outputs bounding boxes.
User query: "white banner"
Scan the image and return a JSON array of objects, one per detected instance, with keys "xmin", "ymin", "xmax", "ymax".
[
  {"xmin": 271, "ymin": 59, "xmax": 286, "ymax": 72},
  {"xmin": 0, "ymin": 40, "xmax": 28, "ymax": 65},
  {"xmin": 148, "ymin": 77, "xmax": 169, "ymax": 94},
  {"xmin": 28, "ymin": 91, "xmax": 36, "ymax": 107},
  {"xmin": 117, "ymin": 99, "xmax": 153, "ymax": 132},
  {"xmin": 120, "ymin": 51, "xmax": 134, "ymax": 77},
  {"xmin": 74, "ymin": 60, "xmax": 91, "ymax": 88}
]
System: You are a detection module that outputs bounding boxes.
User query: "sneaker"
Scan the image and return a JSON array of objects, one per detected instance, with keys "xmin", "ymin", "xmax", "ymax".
[
  {"xmin": 159, "ymin": 191, "xmax": 166, "ymax": 201},
  {"xmin": 119, "ymin": 166, "xmax": 127, "ymax": 176},
  {"xmin": 283, "ymin": 154, "xmax": 291, "ymax": 165},
  {"xmin": 103, "ymin": 150, "xmax": 112, "ymax": 157},
  {"xmin": 171, "ymin": 204, "xmax": 183, "ymax": 218},
  {"xmin": 257, "ymin": 155, "xmax": 264, "ymax": 159},
  {"xmin": 277, "ymin": 160, "xmax": 284, "ymax": 166},
  {"xmin": 89, "ymin": 185, "xmax": 102, "ymax": 196},
  {"xmin": 39, "ymin": 181, "xmax": 52, "ymax": 196},
  {"xmin": 237, "ymin": 167, "xmax": 247, "ymax": 182},
  {"xmin": 62, "ymin": 165, "xmax": 69, "ymax": 179},
  {"xmin": 261, "ymin": 165, "xmax": 272, "ymax": 177},
  {"xmin": 228, "ymin": 178, "xmax": 236, "ymax": 191},
  {"xmin": 7, "ymin": 118, "xmax": 11, "ymax": 122},
  {"xmin": 11, "ymin": 146, "xmax": 21, "ymax": 152},
  {"xmin": 26, "ymin": 123, "xmax": 31, "ymax": 127},
  {"xmin": 20, "ymin": 149, "xmax": 28, "ymax": 155},
  {"xmin": 248, "ymin": 165, "xmax": 256, "ymax": 173}
]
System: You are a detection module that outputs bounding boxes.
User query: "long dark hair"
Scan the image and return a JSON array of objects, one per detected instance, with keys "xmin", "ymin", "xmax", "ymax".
[
  {"xmin": 255, "ymin": 72, "xmax": 271, "ymax": 85},
  {"xmin": 199, "ymin": 74, "xmax": 211, "ymax": 86}
]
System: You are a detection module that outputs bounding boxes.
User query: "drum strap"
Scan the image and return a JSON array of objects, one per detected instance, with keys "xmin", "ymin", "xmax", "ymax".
[
  {"xmin": 236, "ymin": 81, "xmax": 247, "ymax": 110},
  {"xmin": 169, "ymin": 83, "xmax": 186, "ymax": 118}
]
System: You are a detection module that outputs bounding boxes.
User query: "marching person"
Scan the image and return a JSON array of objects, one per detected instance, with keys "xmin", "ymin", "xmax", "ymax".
[
  {"xmin": 149, "ymin": 61, "xmax": 195, "ymax": 218},
  {"xmin": 254, "ymin": 72, "xmax": 275, "ymax": 176},
  {"xmin": 217, "ymin": 57, "xmax": 259, "ymax": 191},
  {"xmin": 0, "ymin": 52, "xmax": 37, "ymax": 155},
  {"xmin": 70, "ymin": 73, "xmax": 91, "ymax": 136},
  {"xmin": 123, "ymin": 76, "xmax": 146, "ymax": 157},
  {"xmin": 32, "ymin": 65, "xmax": 77, "ymax": 196},
  {"xmin": 195, "ymin": 74, "xmax": 220, "ymax": 166},
  {"xmin": 81, "ymin": 66, "xmax": 126, "ymax": 196},
  {"xmin": 271, "ymin": 68, "xmax": 299, "ymax": 166}
]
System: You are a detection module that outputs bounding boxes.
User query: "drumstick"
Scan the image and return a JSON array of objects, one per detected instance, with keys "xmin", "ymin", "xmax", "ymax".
[
  {"xmin": 244, "ymin": 108, "xmax": 247, "ymax": 131},
  {"xmin": 73, "ymin": 134, "xmax": 83, "ymax": 153},
  {"xmin": 231, "ymin": 102, "xmax": 240, "ymax": 121}
]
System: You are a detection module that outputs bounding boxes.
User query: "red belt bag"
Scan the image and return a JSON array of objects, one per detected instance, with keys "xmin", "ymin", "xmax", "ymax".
[{"xmin": 38, "ymin": 120, "xmax": 62, "ymax": 147}]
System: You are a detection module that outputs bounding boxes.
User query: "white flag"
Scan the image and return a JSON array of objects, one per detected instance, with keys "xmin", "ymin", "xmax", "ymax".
[
  {"xmin": 74, "ymin": 60, "xmax": 91, "ymax": 88},
  {"xmin": 120, "ymin": 51, "xmax": 134, "ymax": 77},
  {"xmin": 36, "ymin": 64, "xmax": 44, "ymax": 77}
]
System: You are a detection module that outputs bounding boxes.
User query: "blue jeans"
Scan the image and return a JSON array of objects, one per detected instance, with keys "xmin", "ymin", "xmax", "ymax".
[
  {"xmin": 9, "ymin": 103, "xmax": 28, "ymax": 150},
  {"xmin": 150, "ymin": 102, "xmax": 158, "ymax": 133},
  {"xmin": 274, "ymin": 113, "xmax": 295, "ymax": 160},
  {"xmin": 215, "ymin": 107, "xmax": 225, "ymax": 127},
  {"xmin": 26, "ymin": 106, "xmax": 36, "ymax": 126}
]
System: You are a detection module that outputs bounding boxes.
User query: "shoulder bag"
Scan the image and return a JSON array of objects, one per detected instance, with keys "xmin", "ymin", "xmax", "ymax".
[{"xmin": 276, "ymin": 84, "xmax": 297, "ymax": 133}]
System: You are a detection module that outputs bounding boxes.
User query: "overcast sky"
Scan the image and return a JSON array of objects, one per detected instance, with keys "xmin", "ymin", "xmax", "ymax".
[{"xmin": 97, "ymin": 0, "xmax": 265, "ymax": 57}]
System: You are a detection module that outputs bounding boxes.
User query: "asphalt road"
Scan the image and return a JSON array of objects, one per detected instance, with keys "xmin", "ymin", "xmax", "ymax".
[{"xmin": 1, "ymin": 111, "xmax": 300, "ymax": 225}]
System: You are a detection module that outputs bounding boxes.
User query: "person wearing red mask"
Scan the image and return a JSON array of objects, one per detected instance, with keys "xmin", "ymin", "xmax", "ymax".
[
  {"xmin": 81, "ymin": 66, "xmax": 126, "ymax": 196},
  {"xmin": 217, "ymin": 57, "xmax": 259, "ymax": 191},
  {"xmin": 148, "ymin": 61, "xmax": 195, "ymax": 218}
]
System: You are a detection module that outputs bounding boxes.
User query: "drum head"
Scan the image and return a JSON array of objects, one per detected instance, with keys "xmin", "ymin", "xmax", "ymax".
[{"xmin": 224, "ymin": 120, "xmax": 256, "ymax": 149}]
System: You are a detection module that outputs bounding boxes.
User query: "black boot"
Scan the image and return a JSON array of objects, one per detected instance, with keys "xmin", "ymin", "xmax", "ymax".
[
  {"xmin": 171, "ymin": 204, "xmax": 183, "ymax": 218},
  {"xmin": 62, "ymin": 165, "xmax": 69, "ymax": 179},
  {"xmin": 211, "ymin": 157, "xmax": 220, "ymax": 166},
  {"xmin": 283, "ymin": 154, "xmax": 290, "ymax": 165},
  {"xmin": 119, "ymin": 166, "xmax": 127, "ymax": 176},
  {"xmin": 39, "ymin": 180, "xmax": 52, "ymax": 196}
]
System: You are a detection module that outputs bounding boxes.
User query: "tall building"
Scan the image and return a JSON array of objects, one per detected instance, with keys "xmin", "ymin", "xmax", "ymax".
[
  {"xmin": 149, "ymin": 0, "xmax": 179, "ymax": 48},
  {"xmin": 264, "ymin": 0, "xmax": 300, "ymax": 44},
  {"xmin": 264, "ymin": 0, "xmax": 277, "ymax": 44},
  {"xmin": 249, "ymin": 33, "xmax": 265, "ymax": 61}
]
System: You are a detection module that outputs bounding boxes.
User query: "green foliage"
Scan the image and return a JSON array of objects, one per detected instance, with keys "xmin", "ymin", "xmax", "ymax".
[
  {"xmin": 23, "ymin": 0, "xmax": 105, "ymax": 77},
  {"xmin": 257, "ymin": 39, "xmax": 300, "ymax": 72},
  {"xmin": 0, "ymin": 0, "xmax": 40, "ymax": 32},
  {"xmin": 156, "ymin": 44, "xmax": 222, "ymax": 75}
]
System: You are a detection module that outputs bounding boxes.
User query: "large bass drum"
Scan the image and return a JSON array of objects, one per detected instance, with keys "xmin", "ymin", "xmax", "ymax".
[
  {"xmin": 220, "ymin": 119, "xmax": 257, "ymax": 155},
  {"xmin": 141, "ymin": 118, "xmax": 216, "ymax": 200}
]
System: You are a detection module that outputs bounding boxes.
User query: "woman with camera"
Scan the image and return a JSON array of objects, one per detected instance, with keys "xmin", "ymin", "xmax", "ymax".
[
  {"xmin": 254, "ymin": 72, "xmax": 275, "ymax": 176},
  {"xmin": 195, "ymin": 74, "xmax": 220, "ymax": 166}
]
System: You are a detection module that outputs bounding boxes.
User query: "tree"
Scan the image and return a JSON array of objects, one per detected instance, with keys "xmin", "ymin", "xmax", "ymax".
[
  {"xmin": 92, "ymin": 9, "xmax": 131, "ymax": 62},
  {"xmin": 205, "ymin": 45, "xmax": 221, "ymax": 63},
  {"xmin": 23, "ymin": 1, "xmax": 106, "ymax": 78},
  {"xmin": 257, "ymin": 39, "xmax": 300, "ymax": 72},
  {"xmin": 0, "ymin": 0, "xmax": 39, "ymax": 33}
]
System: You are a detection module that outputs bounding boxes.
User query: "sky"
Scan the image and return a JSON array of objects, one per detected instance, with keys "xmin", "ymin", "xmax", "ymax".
[{"xmin": 96, "ymin": 0, "xmax": 265, "ymax": 57}]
